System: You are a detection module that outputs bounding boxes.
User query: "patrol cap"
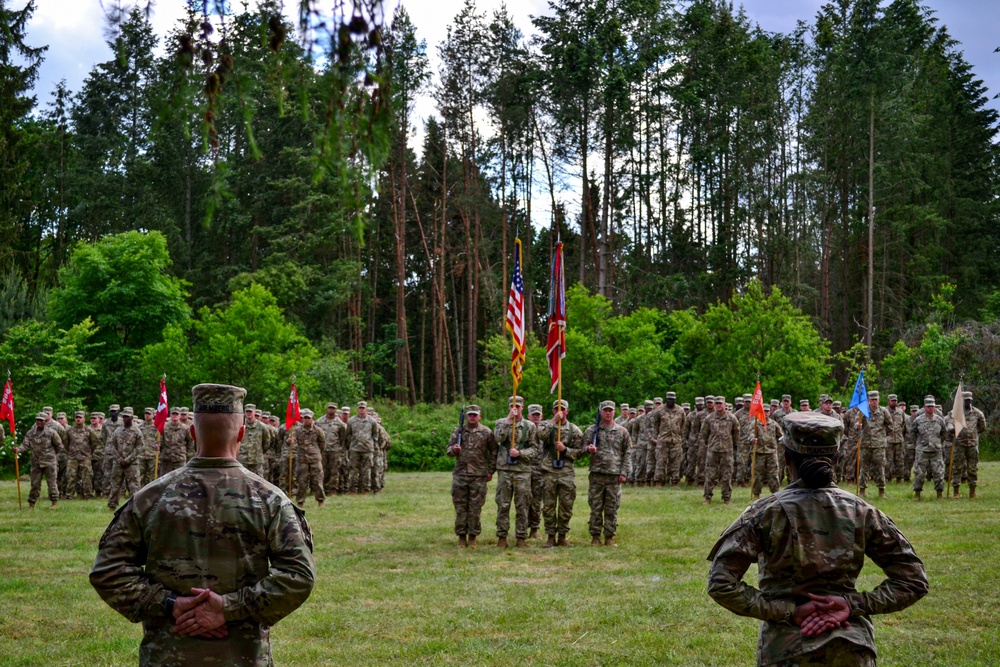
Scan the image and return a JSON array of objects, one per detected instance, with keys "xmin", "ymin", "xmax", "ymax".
[
  {"xmin": 34, "ymin": 412, "xmax": 46, "ymax": 421},
  {"xmin": 301, "ymin": 408, "xmax": 314, "ymax": 418},
  {"xmin": 552, "ymin": 400, "xmax": 568, "ymax": 411},
  {"xmin": 963, "ymin": 391, "xmax": 973, "ymax": 400},
  {"xmin": 620, "ymin": 403, "xmax": 630, "ymax": 410},
  {"xmin": 74, "ymin": 410, "xmax": 85, "ymax": 418},
  {"xmin": 261, "ymin": 411, "xmax": 271, "ymax": 418},
  {"xmin": 95, "ymin": 412, "xmax": 105, "ymax": 418},
  {"xmin": 782, "ymin": 412, "xmax": 843, "ymax": 456},
  {"xmin": 43, "ymin": 406, "xmax": 53, "ymax": 414},
  {"xmin": 653, "ymin": 397, "xmax": 663, "ymax": 404},
  {"xmin": 144, "ymin": 407, "xmax": 155, "ymax": 415},
  {"xmin": 179, "ymin": 407, "xmax": 189, "ymax": 415},
  {"xmin": 327, "ymin": 402, "xmax": 338, "ymax": 409},
  {"xmin": 924, "ymin": 396, "xmax": 935, "ymax": 406},
  {"xmin": 887, "ymin": 394, "xmax": 897, "ymax": 402},
  {"xmin": 682, "ymin": 402, "xmax": 691, "ymax": 409},
  {"xmin": 191, "ymin": 384, "xmax": 246, "ymax": 414},
  {"xmin": 245, "ymin": 403, "xmax": 257, "ymax": 412},
  {"xmin": 508, "ymin": 396, "xmax": 524, "ymax": 407},
  {"xmin": 465, "ymin": 405, "xmax": 481, "ymax": 415},
  {"xmin": 695, "ymin": 397, "xmax": 705, "ymax": 405},
  {"xmin": 822, "ymin": 395, "xmax": 833, "ymax": 404},
  {"xmin": 644, "ymin": 400, "xmax": 655, "ymax": 409},
  {"xmin": 833, "ymin": 401, "xmax": 842, "ymax": 408},
  {"xmin": 120, "ymin": 407, "xmax": 135, "ymax": 417},
  {"xmin": 735, "ymin": 397, "xmax": 744, "ymax": 405},
  {"xmin": 799, "ymin": 399, "xmax": 810, "ymax": 407},
  {"xmin": 358, "ymin": 401, "xmax": 368, "ymax": 409},
  {"xmin": 769, "ymin": 399, "xmax": 780, "ymax": 407},
  {"xmin": 665, "ymin": 392, "xmax": 677, "ymax": 399},
  {"xmin": 910, "ymin": 404, "xmax": 918, "ymax": 412},
  {"xmin": 170, "ymin": 407, "xmax": 180, "ymax": 414},
  {"xmin": 340, "ymin": 407, "xmax": 350, "ymax": 414},
  {"xmin": 715, "ymin": 396, "xmax": 726, "ymax": 403},
  {"xmin": 743, "ymin": 394, "xmax": 752, "ymax": 401},
  {"xmin": 781, "ymin": 394, "xmax": 791, "ymax": 402},
  {"xmin": 527, "ymin": 404, "xmax": 543, "ymax": 416},
  {"xmin": 56, "ymin": 411, "xmax": 67, "ymax": 419},
  {"xmin": 629, "ymin": 408, "xmax": 637, "ymax": 416},
  {"xmin": 600, "ymin": 400, "xmax": 616, "ymax": 411},
  {"xmin": 868, "ymin": 390, "xmax": 880, "ymax": 400},
  {"xmin": 109, "ymin": 404, "xmax": 121, "ymax": 411}
]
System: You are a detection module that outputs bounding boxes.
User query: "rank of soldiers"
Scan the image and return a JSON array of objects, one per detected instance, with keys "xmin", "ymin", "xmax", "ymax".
[{"xmin": 12, "ymin": 400, "xmax": 393, "ymax": 510}]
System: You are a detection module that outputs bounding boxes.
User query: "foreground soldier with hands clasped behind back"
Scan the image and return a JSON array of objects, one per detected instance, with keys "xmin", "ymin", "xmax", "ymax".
[
  {"xmin": 90, "ymin": 383, "xmax": 315, "ymax": 667},
  {"xmin": 708, "ymin": 412, "xmax": 928, "ymax": 667}
]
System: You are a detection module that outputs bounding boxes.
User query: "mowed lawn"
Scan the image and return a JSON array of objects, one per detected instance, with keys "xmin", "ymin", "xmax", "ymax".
[{"xmin": 1, "ymin": 465, "xmax": 999, "ymax": 667}]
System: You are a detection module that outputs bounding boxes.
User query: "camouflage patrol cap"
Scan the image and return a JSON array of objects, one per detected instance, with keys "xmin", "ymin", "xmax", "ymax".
[
  {"xmin": 56, "ymin": 411, "xmax": 67, "ymax": 419},
  {"xmin": 245, "ymin": 403, "xmax": 257, "ymax": 412},
  {"xmin": 781, "ymin": 412, "xmax": 843, "ymax": 456},
  {"xmin": 466, "ymin": 405, "xmax": 481, "ymax": 415},
  {"xmin": 301, "ymin": 409, "xmax": 314, "ymax": 418},
  {"xmin": 327, "ymin": 402, "xmax": 338, "ymax": 409},
  {"xmin": 682, "ymin": 402, "xmax": 691, "ymax": 409},
  {"xmin": 144, "ymin": 407, "xmax": 155, "ymax": 415},
  {"xmin": 799, "ymin": 399, "xmax": 810, "ymax": 407},
  {"xmin": 191, "ymin": 384, "xmax": 246, "ymax": 414},
  {"xmin": 924, "ymin": 396, "xmax": 935, "ymax": 406},
  {"xmin": 620, "ymin": 403, "xmax": 630, "ymax": 410},
  {"xmin": 887, "ymin": 394, "xmax": 897, "ymax": 402},
  {"xmin": 743, "ymin": 394, "xmax": 752, "ymax": 401},
  {"xmin": 170, "ymin": 406, "xmax": 180, "ymax": 414},
  {"xmin": 95, "ymin": 412, "xmax": 105, "ymax": 418},
  {"xmin": 644, "ymin": 400, "xmax": 654, "ymax": 409},
  {"xmin": 527, "ymin": 404, "xmax": 543, "ymax": 416},
  {"xmin": 705, "ymin": 395, "xmax": 715, "ymax": 403},
  {"xmin": 600, "ymin": 400, "xmax": 616, "ymax": 411},
  {"xmin": 910, "ymin": 404, "xmax": 918, "ymax": 412},
  {"xmin": 42, "ymin": 406, "xmax": 53, "ymax": 414},
  {"xmin": 665, "ymin": 391, "xmax": 677, "ymax": 399},
  {"xmin": 120, "ymin": 407, "xmax": 134, "ymax": 417},
  {"xmin": 340, "ymin": 407, "xmax": 350, "ymax": 414},
  {"xmin": 770, "ymin": 399, "xmax": 780, "ymax": 407},
  {"xmin": 653, "ymin": 397, "xmax": 663, "ymax": 404},
  {"xmin": 34, "ymin": 412, "xmax": 46, "ymax": 420},
  {"xmin": 868, "ymin": 390, "xmax": 880, "ymax": 400},
  {"xmin": 715, "ymin": 396, "xmax": 726, "ymax": 403},
  {"xmin": 735, "ymin": 397, "xmax": 744, "ymax": 405},
  {"xmin": 629, "ymin": 408, "xmax": 637, "ymax": 416},
  {"xmin": 781, "ymin": 394, "xmax": 791, "ymax": 402},
  {"xmin": 261, "ymin": 411, "xmax": 271, "ymax": 418},
  {"xmin": 109, "ymin": 404, "xmax": 120, "ymax": 411},
  {"xmin": 179, "ymin": 407, "xmax": 189, "ymax": 415},
  {"xmin": 74, "ymin": 410, "xmax": 85, "ymax": 418},
  {"xmin": 822, "ymin": 395, "xmax": 833, "ymax": 404},
  {"xmin": 508, "ymin": 396, "xmax": 525, "ymax": 407},
  {"xmin": 552, "ymin": 399, "xmax": 568, "ymax": 411},
  {"xmin": 695, "ymin": 397, "xmax": 705, "ymax": 405},
  {"xmin": 963, "ymin": 391, "xmax": 973, "ymax": 400},
  {"xmin": 358, "ymin": 401, "xmax": 368, "ymax": 409},
  {"xmin": 832, "ymin": 401, "xmax": 842, "ymax": 408}
]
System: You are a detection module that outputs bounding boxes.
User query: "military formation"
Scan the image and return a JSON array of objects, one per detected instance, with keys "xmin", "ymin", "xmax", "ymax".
[
  {"xmin": 12, "ymin": 399, "xmax": 393, "ymax": 511},
  {"xmin": 444, "ymin": 388, "xmax": 988, "ymax": 544}
]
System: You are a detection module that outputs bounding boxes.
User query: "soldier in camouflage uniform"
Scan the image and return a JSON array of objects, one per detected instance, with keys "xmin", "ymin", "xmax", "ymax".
[
  {"xmin": 641, "ymin": 397, "xmax": 662, "ymax": 484},
  {"xmin": 373, "ymin": 413, "xmax": 391, "ymax": 493},
  {"xmin": 160, "ymin": 408, "xmax": 194, "ymax": 477},
  {"xmin": 66, "ymin": 410, "xmax": 101, "ymax": 499},
  {"xmin": 708, "ymin": 412, "xmax": 928, "ymax": 667},
  {"xmin": 315, "ymin": 403, "xmax": 346, "ymax": 495},
  {"xmin": 90, "ymin": 383, "xmax": 315, "ymax": 667},
  {"xmin": 582, "ymin": 400, "xmax": 631, "ymax": 546},
  {"xmin": 291, "ymin": 409, "xmax": 325, "ymax": 507},
  {"xmin": 107, "ymin": 408, "xmax": 144, "ymax": 510},
  {"xmin": 492, "ymin": 396, "xmax": 541, "ymax": 548},
  {"xmin": 260, "ymin": 412, "xmax": 280, "ymax": 485},
  {"xmin": 859, "ymin": 391, "xmax": 895, "ymax": 498},
  {"xmin": 346, "ymin": 401, "xmax": 379, "ymax": 493},
  {"xmin": 693, "ymin": 396, "xmax": 717, "ymax": 485},
  {"xmin": 525, "ymin": 404, "xmax": 546, "ymax": 538},
  {"xmin": 89, "ymin": 412, "xmax": 105, "ymax": 495},
  {"xmin": 102, "ymin": 404, "xmax": 125, "ymax": 497},
  {"xmin": 734, "ymin": 394, "xmax": 754, "ymax": 486},
  {"xmin": 625, "ymin": 404, "xmax": 644, "ymax": 484},
  {"xmin": 615, "ymin": 403, "xmax": 630, "ymax": 426},
  {"xmin": 537, "ymin": 400, "xmax": 584, "ymax": 548},
  {"xmin": 653, "ymin": 391, "xmax": 686, "ymax": 486},
  {"xmin": 903, "ymin": 404, "xmax": 918, "ymax": 482},
  {"xmin": 912, "ymin": 396, "xmax": 947, "ymax": 500},
  {"xmin": 772, "ymin": 395, "xmax": 796, "ymax": 485},
  {"xmin": 683, "ymin": 397, "xmax": 705, "ymax": 485},
  {"xmin": 238, "ymin": 404, "xmax": 269, "ymax": 477},
  {"xmin": 16, "ymin": 412, "xmax": 64, "ymax": 508},
  {"xmin": 701, "ymin": 396, "xmax": 740, "ymax": 505},
  {"xmin": 749, "ymin": 411, "xmax": 783, "ymax": 499},
  {"xmin": 839, "ymin": 405, "xmax": 862, "ymax": 483},
  {"xmin": 883, "ymin": 395, "xmax": 905, "ymax": 483},
  {"xmin": 137, "ymin": 408, "xmax": 160, "ymax": 488},
  {"xmin": 947, "ymin": 391, "xmax": 986, "ymax": 498},
  {"xmin": 447, "ymin": 405, "xmax": 498, "ymax": 547},
  {"xmin": 45, "ymin": 408, "xmax": 69, "ymax": 497}
]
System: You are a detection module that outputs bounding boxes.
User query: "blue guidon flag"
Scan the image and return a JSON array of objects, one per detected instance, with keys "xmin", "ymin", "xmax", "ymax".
[{"xmin": 848, "ymin": 371, "xmax": 870, "ymax": 419}]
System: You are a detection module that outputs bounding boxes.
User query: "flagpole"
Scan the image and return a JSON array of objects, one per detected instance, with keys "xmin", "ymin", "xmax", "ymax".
[
  {"xmin": 13, "ymin": 428, "xmax": 21, "ymax": 509},
  {"xmin": 855, "ymin": 415, "xmax": 863, "ymax": 496},
  {"xmin": 750, "ymin": 374, "xmax": 759, "ymax": 500}
]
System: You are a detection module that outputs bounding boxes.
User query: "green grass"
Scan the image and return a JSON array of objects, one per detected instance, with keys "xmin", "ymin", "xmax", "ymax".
[{"xmin": 1, "ymin": 466, "xmax": 999, "ymax": 666}]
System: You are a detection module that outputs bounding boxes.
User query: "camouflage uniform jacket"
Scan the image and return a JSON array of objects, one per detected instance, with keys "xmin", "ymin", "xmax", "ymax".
[
  {"xmin": 492, "ymin": 418, "xmax": 541, "ymax": 472},
  {"xmin": 699, "ymin": 411, "xmax": 741, "ymax": 454},
  {"xmin": 655, "ymin": 404, "xmax": 687, "ymax": 445},
  {"xmin": 750, "ymin": 417, "xmax": 783, "ymax": 455},
  {"xmin": 240, "ymin": 420, "xmax": 270, "ymax": 468},
  {"xmin": 160, "ymin": 422, "xmax": 193, "ymax": 463},
  {"xmin": 138, "ymin": 422, "xmax": 159, "ymax": 461},
  {"xmin": 376, "ymin": 423, "xmax": 391, "ymax": 452},
  {"xmin": 315, "ymin": 415, "xmax": 347, "ymax": 453},
  {"xmin": 626, "ymin": 415, "xmax": 641, "ymax": 445},
  {"xmin": 581, "ymin": 422, "xmax": 632, "ymax": 477},
  {"xmin": 861, "ymin": 406, "xmax": 894, "ymax": 449},
  {"xmin": 912, "ymin": 412, "xmax": 947, "ymax": 453},
  {"xmin": 536, "ymin": 419, "xmax": 585, "ymax": 474},
  {"xmin": 291, "ymin": 424, "xmax": 326, "ymax": 465},
  {"xmin": 771, "ymin": 407, "xmax": 796, "ymax": 428},
  {"xmin": 887, "ymin": 408, "xmax": 906, "ymax": 444},
  {"xmin": 685, "ymin": 410, "xmax": 705, "ymax": 445},
  {"xmin": 903, "ymin": 414, "xmax": 916, "ymax": 448},
  {"xmin": 102, "ymin": 419, "xmax": 124, "ymax": 454},
  {"xmin": 736, "ymin": 409, "xmax": 754, "ymax": 445},
  {"xmin": 948, "ymin": 406, "xmax": 986, "ymax": 447},
  {"xmin": 21, "ymin": 425, "xmax": 64, "ymax": 467},
  {"xmin": 708, "ymin": 480, "xmax": 927, "ymax": 666},
  {"xmin": 112, "ymin": 425, "xmax": 145, "ymax": 466},
  {"xmin": 447, "ymin": 423, "xmax": 498, "ymax": 477},
  {"xmin": 89, "ymin": 458, "xmax": 316, "ymax": 667},
  {"xmin": 68, "ymin": 424, "xmax": 101, "ymax": 461},
  {"xmin": 47, "ymin": 420, "xmax": 69, "ymax": 448},
  {"xmin": 346, "ymin": 415, "xmax": 379, "ymax": 454}
]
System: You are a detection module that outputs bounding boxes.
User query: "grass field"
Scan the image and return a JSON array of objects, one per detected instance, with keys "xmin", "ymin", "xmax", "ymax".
[{"xmin": 1, "ymin": 466, "xmax": 999, "ymax": 666}]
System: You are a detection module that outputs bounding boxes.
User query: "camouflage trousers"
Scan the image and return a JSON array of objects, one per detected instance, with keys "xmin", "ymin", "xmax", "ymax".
[
  {"xmin": 632, "ymin": 446, "xmax": 648, "ymax": 484},
  {"xmin": 102, "ymin": 454, "xmax": 115, "ymax": 495},
  {"xmin": 348, "ymin": 451, "xmax": 374, "ymax": 493},
  {"xmin": 903, "ymin": 446, "xmax": 916, "ymax": 482},
  {"xmin": 452, "ymin": 475, "xmax": 488, "ymax": 536},
  {"xmin": 295, "ymin": 459, "xmax": 325, "ymax": 504},
  {"xmin": 703, "ymin": 450, "xmax": 733, "ymax": 502},
  {"xmin": 370, "ymin": 450, "xmax": 386, "ymax": 491},
  {"xmin": 278, "ymin": 453, "xmax": 297, "ymax": 494},
  {"xmin": 695, "ymin": 440, "xmax": 709, "ymax": 485},
  {"xmin": 772, "ymin": 638, "xmax": 876, "ymax": 667},
  {"xmin": 139, "ymin": 458, "xmax": 157, "ymax": 488},
  {"xmin": 750, "ymin": 450, "xmax": 779, "ymax": 496},
  {"xmin": 644, "ymin": 444, "xmax": 657, "ymax": 483},
  {"xmin": 323, "ymin": 449, "xmax": 347, "ymax": 494},
  {"xmin": 542, "ymin": 472, "xmax": 576, "ymax": 536},
  {"xmin": 913, "ymin": 449, "xmax": 945, "ymax": 492},
  {"xmin": 28, "ymin": 461, "xmax": 59, "ymax": 505},
  {"xmin": 858, "ymin": 447, "xmax": 886, "ymax": 492},
  {"xmin": 265, "ymin": 455, "xmax": 281, "ymax": 487},
  {"xmin": 951, "ymin": 445, "xmax": 978, "ymax": 487},
  {"xmin": 887, "ymin": 440, "xmax": 905, "ymax": 481},
  {"xmin": 495, "ymin": 470, "xmax": 532, "ymax": 539},
  {"xmin": 91, "ymin": 456, "xmax": 105, "ymax": 496},
  {"xmin": 734, "ymin": 441, "xmax": 749, "ymax": 484},
  {"xmin": 57, "ymin": 452, "xmax": 68, "ymax": 499},
  {"xmin": 684, "ymin": 439, "xmax": 698, "ymax": 483},
  {"xmin": 528, "ymin": 467, "xmax": 545, "ymax": 530},
  {"xmin": 588, "ymin": 472, "xmax": 621, "ymax": 538},
  {"xmin": 158, "ymin": 458, "xmax": 186, "ymax": 479},
  {"xmin": 655, "ymin": 441, "xmax": 684, "ymax": 485},
  {"xmin": 838, "ymin": 440, "xmax": 857, "ymax": 482},
  {"xmin": 65, "ymin": 458, "xmax": 93, "ymax": 498},
  {"xmin": 107, "ymin": 462, "xmax": 139, "ymax": 509}
]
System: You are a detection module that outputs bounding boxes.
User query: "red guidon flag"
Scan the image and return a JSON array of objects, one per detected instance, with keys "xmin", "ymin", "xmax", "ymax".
[
  {"xmin": 0, "ymin": 379, "xmax": 14, "ymax": 436},
  {"xmin": 154, "ymin": 378, "xmax": 169, "ymax": 434},
  {"xmin": 285, "ymin": 382, "xmax": 301, "ymax": 430},
  {"xmin": 749, "ymin": 380, "xmax": 767, "ymax": 425}
]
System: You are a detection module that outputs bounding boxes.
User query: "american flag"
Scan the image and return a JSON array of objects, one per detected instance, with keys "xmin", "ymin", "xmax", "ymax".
[
  {"xmin": 505, "ymin": 238, "xmax": 526, "ymax": 383},
  {"xmin": 546, "ymin": 242, "xmax": 566, "ymax": 392}
]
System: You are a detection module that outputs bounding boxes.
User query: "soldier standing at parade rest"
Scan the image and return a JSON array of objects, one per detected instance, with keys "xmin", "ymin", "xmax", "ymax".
[
  {"xmin": 772, "ymin": 395, "xmax": 796, "ymax": 484},
  {"xmin": 372, "ymin": 412, "xmax": 391, "ymax": 493},
  {"xmin": 654, "ymin": 392, "xmax": 686, "ymax": 486},
  {"xmin": 90, "ymin": 383, "xmax": 315, "ymax": 666},
  {"xmin": 447, "ymin": 405, "xmax": 498, "ymax": 548},
  {"xmin": 904, "ymin": 404, "xmax": 918, "ymax": 482},
  {"xmin": 525, "ymin": 404, "xmax": 545, "ymax": 539},
  {"xmin": 107, "ymin": 408, "xmax": 144, "ymax": 510},
  {"xmin": 537, "ymin": 400, "xmax": 584, "ymax": 548},
  {"xmin": 90, "ymin": 412, "xmax": 105, "ymax": 495},
  {"xmin": 947, "ymin": 391, "xmax": 985, "ymax": 498},
  {"xmin": 735, "ymin": 394, "xmax": 754, "ymax": 486},
  {"xmin": 346, "ymin": 402, "xmax": 379, "ymax": 494},
  {"xmin": 101, "ymin": 405, "xmax": 124, "ymax": 496},
  {"xmin": 582, "ymin": 401, "xmax": 631, "ymax": 546},
  {"xmin": 137, "ymin": 408, "xmax": 160, "ymax": 488},
  {"xmin": 701, "ymin": 397, "xmax": 740, "ymax": 505},
  {"xmin": 160, "ymin": 408, "xmax": 194, "ymax": 477},
  {"xmin": 291, "ymin": 409, "xmax": 325, "ymax": 507},
  {"xmin": 66, "ymin": 410, "xmax": 101, "ymax": 499},
  {"xmin": 316, "ymin": 403, "xmax": 347, "ymax": 495},
  {"xmin": 858, "ymin": 391, "xmax": 894, "ymax": 498},
  {"xmin": 750, "ymin": 410, "xmax": 784, "ymax": 500},
  {"xmin": 912, "ymin": 396, "xmax": 948, "ymax": 500},
  {"xmin": 47, "ymin": 409, "xmax": 70, "ymax": 497},
  {"xmin": 239, "ymin": 404, "xmax": 270, "ymax": 477},
  {"xmin": 707, "ymin": 412, "xmax": 928, "ymax": 667},
  {"xmin": 684, "ymin": 398, "xmax": 706, "ymax": 485},
  {"xmin": 15, "ymin": 412, "xmax": 64, "ymax": 508},
  {"xmin": 492, "ymin": 396, "xmax": 541, "ymax": 548},
  {"xmin": 885, "ymin": 395, "xmax": 906, "ymax": 483}
]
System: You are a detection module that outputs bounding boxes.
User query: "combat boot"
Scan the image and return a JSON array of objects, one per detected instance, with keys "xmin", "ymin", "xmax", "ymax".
[
  {"xmin": 528, "ymin": 528, "xmax": 539, "ymax": 540},
  {"xmin": 723, "ymin": 499, "xmax": 732, "ymax": 505},
  {"xmin": 497, "ymin": 538, "xmax": 508, "ymax": 549},
  {"xmin": 543, "ymin": 535, "xmax": 556, "ymax": 549},
  {"xmin": 936, "ymin": 489, "xmax": 943, "ymax": 499},
  {"xmin": 753, "ymin": 494, "xmax": 760, "ymax": 500},
  {"xmin": 49, "ymin": 501, "xmax": 58, "ymax": 509},
  {"xmin": 953, "ymin": 485, "xmax": 960, "ymax": 499},
  {"xmin": 458, "ymin": 535, "xmax": 467, "ymax": 548},
  {"xmin": 970, "ymin": 487, "xmax": 977, "ymax": 499},
  {"xmin": 859, "ymin": 489, "xmax": 866, "ymax": 498},
  {"xmin": 556, "ymin": 534, "xmax": 568, "ymax": 547},
  {"xmin": 515, "ymin": 538, "xmax": 527, "ymax": 548},
  {"xmin": 590, "ymin": 536, "xmax": 601, "ymax": 546},
  {"xmin": 878, "ymin": 489, "xmax": 885, "ymax": 499},
  {"xmin": 702, "ymin": 498, "xmax": 711, "ymax": 505},
  {"xmin": 467, "ymin": 535, "xmax": 477, "ymax": 548},
  {"xmin": 914, "ymin": 490, "xmax": 921, "ymax": 501},
  {"xmin": 604, "ymin": 536, "xmax": 617, "ymax": 547}
]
